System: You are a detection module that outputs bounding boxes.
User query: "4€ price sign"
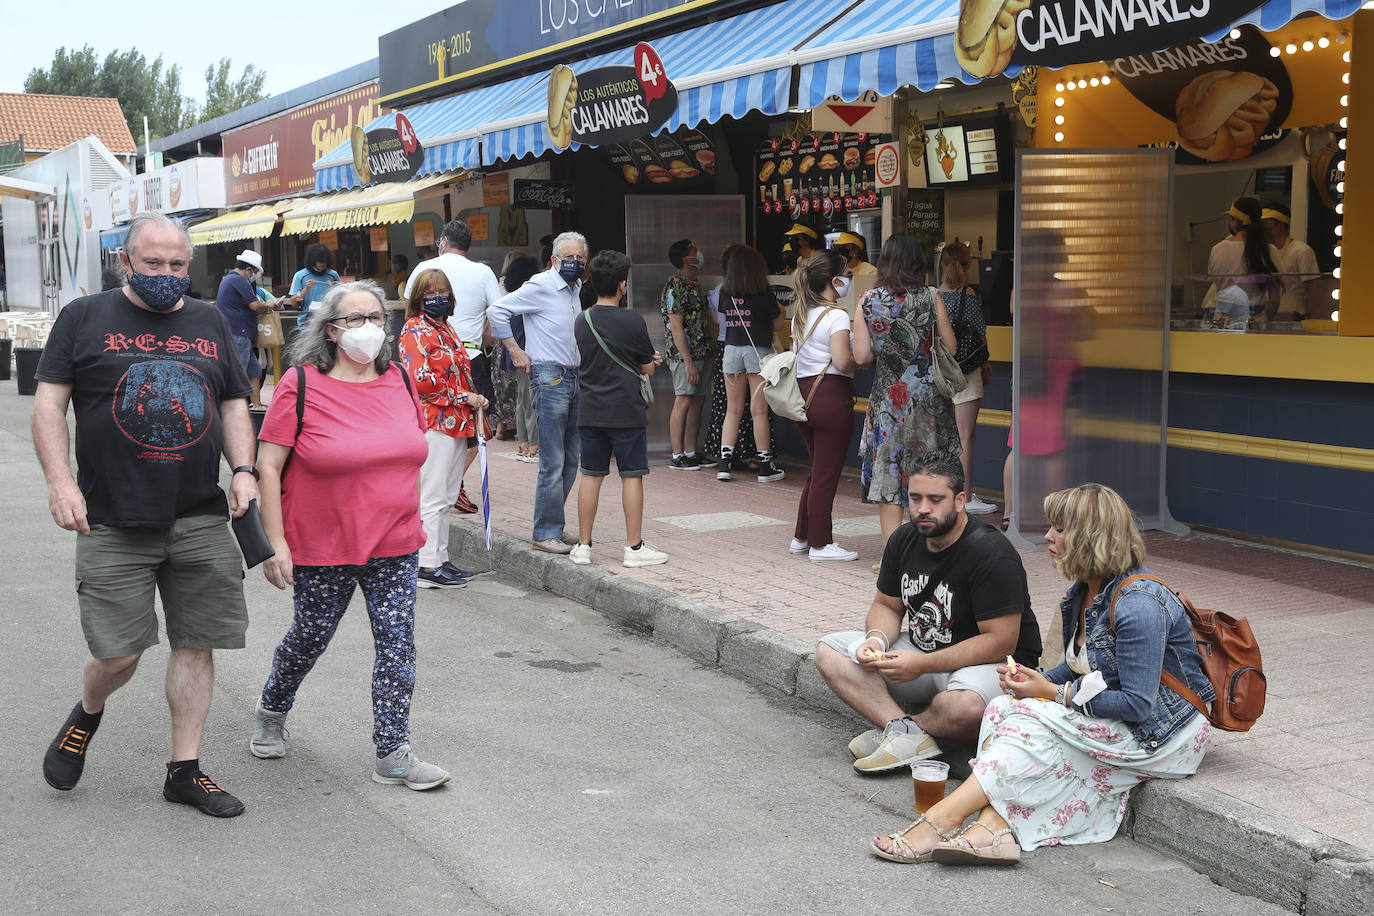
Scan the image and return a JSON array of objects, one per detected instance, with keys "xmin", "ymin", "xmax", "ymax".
[{"xmin": 635, "ymin": 43, "xmax": 668, "ymax": 104}]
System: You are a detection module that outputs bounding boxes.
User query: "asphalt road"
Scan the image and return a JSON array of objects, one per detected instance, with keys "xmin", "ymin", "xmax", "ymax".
[{"xmin": 0, "ymin": 388, "xmax": 1287, "ymax": 915}]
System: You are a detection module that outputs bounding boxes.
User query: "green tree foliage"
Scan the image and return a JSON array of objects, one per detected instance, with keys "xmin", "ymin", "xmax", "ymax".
[
  {"xmin": 24, "ymin": 46, "xmax": 268, "ymax": 143},
  {"xmin": 201, "ymin": 59, "xmax": 268, "ymax": 122}
]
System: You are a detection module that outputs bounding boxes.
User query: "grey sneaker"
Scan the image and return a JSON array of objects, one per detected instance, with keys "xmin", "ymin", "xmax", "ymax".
[
  {"xmin": 372, "ymin": 744, "xmax": 450, "ymax": 790},
  {"xmin": 853, "ymin": 721, "xmax": 941, "ymax": 773},
  {"xmin": 532, "ymin": 538, "xmax": 573, "ymax": 555},
  {"xmin": 848, "ymin": 726, "xmax": 885, "ymax": 760},
  {"xmin": 250, "ymin": 704, "xmax": 288, "ymax": 759}
]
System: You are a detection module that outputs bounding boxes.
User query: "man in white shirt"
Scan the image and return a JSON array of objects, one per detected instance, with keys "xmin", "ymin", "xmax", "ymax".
[
  {"xmin": 1261, "ymin": 202, "xmax": 1321, "ymax": 320},
  {"xmin": 488, "ymin": 231, "xmax": 588, "ymax": 554}
]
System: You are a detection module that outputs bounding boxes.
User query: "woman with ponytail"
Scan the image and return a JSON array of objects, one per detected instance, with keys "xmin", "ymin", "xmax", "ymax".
[
  {"xmin": 788, "ymin": 249, "xmax": 860, "ymax": 563},
  {"xmin": 1208, "ymin": 197, "xmax": 1280, "ymax": 323}
]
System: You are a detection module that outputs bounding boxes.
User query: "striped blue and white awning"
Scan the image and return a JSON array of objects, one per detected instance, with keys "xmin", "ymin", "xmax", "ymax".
[
  {"xmin": 317, "ymin": 0, "xmax": 1364, "ymax": 187},
  {"xmin": 478, "ymin": 0, "xmax": 858, "ymax": 167},
  {"xmin": 794, "ymin": 0, "xmax": 969, "ymax": 108},
  {"xmin": 1209, "ymin": 0, "xmax": 1364, "ymax": 37}
]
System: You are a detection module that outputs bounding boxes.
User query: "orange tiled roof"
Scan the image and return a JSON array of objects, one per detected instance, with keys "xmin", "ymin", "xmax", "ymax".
[{"xmin": 0, "ymin": 93, "xmax": 137, "ymax": 154}]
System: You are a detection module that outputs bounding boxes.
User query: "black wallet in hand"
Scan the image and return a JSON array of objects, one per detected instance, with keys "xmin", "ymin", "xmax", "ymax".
[{"xmin": 231, "ymin": 499, "xmax": 276, "ymax": 568}]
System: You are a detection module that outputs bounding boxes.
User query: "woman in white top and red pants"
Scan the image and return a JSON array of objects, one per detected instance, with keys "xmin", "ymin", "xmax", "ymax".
[{"xmin": 789, "ymin": 250, "xmax": 860, "ymax": 562}]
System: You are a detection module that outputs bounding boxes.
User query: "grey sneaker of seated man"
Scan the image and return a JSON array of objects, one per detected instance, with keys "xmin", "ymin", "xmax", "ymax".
[
  {"xmin": 250, "ymin": 704, "xmax": 288, "ymax": 759},
  {"xmin": 848, "ymin": 726, "xmax": 885, "ymax": 759},
  {"xmin": 372, "ymin": 744, "xmax": 451, "ymax": 790}
]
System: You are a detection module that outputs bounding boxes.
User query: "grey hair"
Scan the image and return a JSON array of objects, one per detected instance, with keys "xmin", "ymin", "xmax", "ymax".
[
  {"xmin": 124, "ymin": 212, "xmax": 192, "ymax": 259},
  {"xmin": 551, "ymin": 231, "xmax": 588, "ymax": 261},
  {"xmin": 286, "ymin": 279, "xmax": 395, "ymax": 375}
]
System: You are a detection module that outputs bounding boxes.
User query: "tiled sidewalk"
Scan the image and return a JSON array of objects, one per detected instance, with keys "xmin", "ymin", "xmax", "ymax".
[{"xmin": 462, "ymin": 437, "xmax": 1374, "ymax": 851}]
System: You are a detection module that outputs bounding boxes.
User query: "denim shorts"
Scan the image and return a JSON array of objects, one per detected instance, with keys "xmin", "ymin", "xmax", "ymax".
[
  {"xmin": 579, "ymin": 426, "xmax": 649, "ymax": 478},
  {"xmin": 722, "ymin": 344, "xmax": 772, "ymax": 375},
  {"xmin": 75, "ymin": 515, "xmax": 249, "ymax": 658},
  {"xmin": 232, "ymin": 333, "xmax": 262, "ymax": 381}
]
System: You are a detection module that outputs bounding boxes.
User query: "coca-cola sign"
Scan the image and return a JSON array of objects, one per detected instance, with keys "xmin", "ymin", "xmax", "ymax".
[{"xmin": 513, "ymin": 179, "xmax": 576, "ymax": 210}]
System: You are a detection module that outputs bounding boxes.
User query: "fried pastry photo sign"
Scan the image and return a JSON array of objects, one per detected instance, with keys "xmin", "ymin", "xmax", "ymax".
[{"xmin": 953, "ymin": 0, "xmax": 1268, "ymax": 77}]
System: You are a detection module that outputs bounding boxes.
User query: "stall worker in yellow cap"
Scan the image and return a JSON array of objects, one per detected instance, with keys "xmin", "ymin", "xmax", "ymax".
[
  {"xmin": 1260, "ymin": 202, "xmax": 1319, "ymax": 321},
  {"xmin": 834, "ymin": 231, "xmax": 879, "ymax": 312},
  {"xmin": 784, "ymin": 223, "xmax": 819, "ymax": 260}
]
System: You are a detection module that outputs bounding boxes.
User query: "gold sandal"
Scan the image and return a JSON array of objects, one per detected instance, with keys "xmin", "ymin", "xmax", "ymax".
[
  {"xmin": 931, "ymin": 820, "xmax": 1021, "ymax": 866},
  {"xmin": 868, "ymin": 813, "xmax": 956, "ymax": 864}
]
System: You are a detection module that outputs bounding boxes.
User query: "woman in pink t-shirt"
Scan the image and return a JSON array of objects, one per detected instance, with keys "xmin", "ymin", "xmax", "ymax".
[{"xmin": 250, "ymin": 280, "xmax": 450, "ymax": 791}]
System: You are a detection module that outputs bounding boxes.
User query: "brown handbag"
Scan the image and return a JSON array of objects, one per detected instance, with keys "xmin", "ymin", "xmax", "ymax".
[{"xmin": 1108, "ymin": 573, "xmax": 1266, "ymax": 732}]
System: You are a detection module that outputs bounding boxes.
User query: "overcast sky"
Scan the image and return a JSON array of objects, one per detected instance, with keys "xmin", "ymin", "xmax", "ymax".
[{"xmin": 2, "ymin": 2, "xmax": 446, "ymax": 99}]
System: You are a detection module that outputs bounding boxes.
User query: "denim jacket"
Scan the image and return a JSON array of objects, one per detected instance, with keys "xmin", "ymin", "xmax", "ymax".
[{"xmin": 1045, "ymin": 567, "xmax": 1216, "ymax": 749}]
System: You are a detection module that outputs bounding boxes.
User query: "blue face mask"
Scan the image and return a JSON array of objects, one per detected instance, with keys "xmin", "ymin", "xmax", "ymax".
[
  {"xmin": 422, "ymin": 294, "xmax": 451, "ymax": 319},
  {"xmin": 128, "ymin": 270, "xmax": 190, "ymax": 312},
  {"xmin": 557, "ymin": 257, "xmax": 584, "ymax": 282}
]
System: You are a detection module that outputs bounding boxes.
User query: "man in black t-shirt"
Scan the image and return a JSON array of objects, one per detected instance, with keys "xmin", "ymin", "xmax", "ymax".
[
  {"xmin": 570, "ymin": 251, "xmax": 667, "ymax": 568},
  {"xmin": 815, "ymin": 458, "xmax": 1041, "ymax": 773},
  {"xmin": 31, "ymin": 213, "xmax": 258, "ymax": 818}
]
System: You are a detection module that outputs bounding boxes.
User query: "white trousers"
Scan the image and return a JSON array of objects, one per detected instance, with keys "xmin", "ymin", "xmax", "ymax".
[{"xmin": 418, "ymin": 429, "xmax": 468, "ymax": 568}]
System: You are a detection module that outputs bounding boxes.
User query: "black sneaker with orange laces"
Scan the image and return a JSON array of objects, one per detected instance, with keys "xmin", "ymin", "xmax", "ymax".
[
  {"xmin": 163, "ymin": 762, "xmax": 246, "ymax": 818},
  {"xmin": 43, "ymin": 700, "xmax": 101, "ymax": 790},
  {"xmin": 453, "ymin": 486, "xmax": 478, "ymax": 513}
]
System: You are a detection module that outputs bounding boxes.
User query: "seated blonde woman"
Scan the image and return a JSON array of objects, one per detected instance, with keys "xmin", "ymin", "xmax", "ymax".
[{"xmin": 870, "ymin": 483, "xmax": 1215, "ymax": 865}]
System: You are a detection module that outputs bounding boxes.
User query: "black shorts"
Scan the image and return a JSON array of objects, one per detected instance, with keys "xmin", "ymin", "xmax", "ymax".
[{"xmin": 579, "ymin": 426, "xmax": 649, "ymax": 478}]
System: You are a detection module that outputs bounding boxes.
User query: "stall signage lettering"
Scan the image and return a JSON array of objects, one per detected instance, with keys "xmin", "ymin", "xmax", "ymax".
[
  {"xmin": 1109, "ymin": 28, "xmax": 1291, "ymax": 164},
  {"xmin": 953, "ymin": 0, "xmax": 1265, "ymax": 78},
  {"xmin": 223, "ymin": 82, "xmax": 388, "ymax": 205},
  {"xmin": 380, "ymin": 1, "xmax": 782, "ymax": 103},
  {"xmin": 305, "ymin": 206, "xmax": 384, "ymax": 232},
  {"xmin": 546, "ymin": 43, "xmax": 677, "ymax": 150},
  {"xmin": 513, "ymin": 179, "xmax": 576, "ymax": 209},
  {"xmin": 351, "ymin": 114, "xmax": 425, "ymax": 185}
]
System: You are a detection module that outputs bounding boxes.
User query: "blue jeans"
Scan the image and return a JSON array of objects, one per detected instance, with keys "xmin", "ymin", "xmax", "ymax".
[{"xmin": 530, "ymin": 363, "xmax": 580, "ymax": 541}]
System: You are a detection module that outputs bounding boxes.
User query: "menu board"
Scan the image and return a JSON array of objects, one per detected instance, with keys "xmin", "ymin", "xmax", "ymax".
[
  {"xmin": 603, "ymin": 128, "xmax": 717, "ymax": 187},
  {"xmin": 755, "ymin": 132, "xmax": 884, "ymax": 221},
  {"xmin": 966, "ymin": 127, "xmax": 1000, "ymax": 176}
]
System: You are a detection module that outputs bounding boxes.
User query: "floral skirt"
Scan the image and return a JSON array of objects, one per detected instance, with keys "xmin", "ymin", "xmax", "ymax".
[{"xmin": 971, "ymin": 694, "xmax": 1210, "ymax": 849}]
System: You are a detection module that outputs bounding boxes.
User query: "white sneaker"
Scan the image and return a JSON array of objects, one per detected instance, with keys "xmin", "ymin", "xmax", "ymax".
[
  {"xmin": 853, "ymin": 722, "xmax": 942, "ymax": 773},
  {"xmin": 789, "ymin": 538, "xmax": 810, "ymax": 555},
  {"xmin": 848, "ymin": 727, "xmax": 885, "ymax": 759},
  {"xmin": 809, "ymin": 543, "xmax": 858, "ymax": 562},
  {"xmin": 569, "ymin": 543, "xmax": 592, "ymax": 565},
  {"xmin": 623, "ymin": 542, "xmax": 668, "ymax": 567},
  {"xmin": 965, "ymin": 494, "xmax": 999, "ymax": 515}
]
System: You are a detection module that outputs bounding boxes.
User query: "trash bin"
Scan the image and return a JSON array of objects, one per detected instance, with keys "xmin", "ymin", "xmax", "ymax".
[
  {"xmin": 15, "ymin": 346, "xmax": 43, "ymax": 395},
  {"xmin": 0, "ymin": 338, "xmax": 11, "ymax": 381}
]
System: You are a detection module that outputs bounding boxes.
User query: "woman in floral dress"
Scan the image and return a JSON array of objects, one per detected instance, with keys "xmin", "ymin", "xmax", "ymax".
[
  {"xmin": 852, "ymin": 234, "xmax": 961, "ymax": 566},
  {"xmin": 867, "ymin": 483, "xmax": 1214, "ymax": 865}
]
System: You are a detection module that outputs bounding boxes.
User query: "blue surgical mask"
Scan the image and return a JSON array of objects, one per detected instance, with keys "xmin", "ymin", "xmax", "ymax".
[
  {"xmin": 128, "ymin": 270, "xmax": 190, "ymax": 312},
  {"xmin": 558, "ymin": 258, "xmax": 584, "ymax": 282},
  {"xmin": 422, "ymin": 294, "xmax": 451, "ymax": 319}
]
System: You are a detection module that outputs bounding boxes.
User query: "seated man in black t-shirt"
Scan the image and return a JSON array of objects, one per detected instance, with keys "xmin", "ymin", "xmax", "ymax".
[
  {"xmin": 569, "ymin": 250, "xmax": 667, "ymax": 568},
  {"xmin": 815, "ymin": 457, "xmax": 1041, "ymax": 774}
]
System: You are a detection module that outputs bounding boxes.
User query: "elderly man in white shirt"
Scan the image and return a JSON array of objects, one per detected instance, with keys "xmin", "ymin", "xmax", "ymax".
[{"xmin": 488, "ymin": 231, "xmax": 588, "ymax": 554}]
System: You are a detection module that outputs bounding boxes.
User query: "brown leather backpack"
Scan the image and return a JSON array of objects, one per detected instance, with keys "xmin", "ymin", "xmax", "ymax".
[{"xmin": 1108, "ymin": 573, "xmax": 1266, "ymax": 732}]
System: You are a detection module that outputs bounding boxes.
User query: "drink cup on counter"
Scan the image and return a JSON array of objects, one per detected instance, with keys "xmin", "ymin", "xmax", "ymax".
[
  {"xmin": 910, "ymin": 760, "xmax": 950, "ymax": 813},
  {"xmin": 783, "ymin": 177, "xmax": 793, "ymax": 199}
]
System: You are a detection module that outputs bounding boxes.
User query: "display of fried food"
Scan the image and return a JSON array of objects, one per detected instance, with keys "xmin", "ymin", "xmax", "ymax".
[
  {"xmin": 758, "ymin": 160, "xmax": 776, "ymax": 182},
  {"xmin": 818, "ymin": 152, "xmax": 839, "ymax": 169},
  {"xmin": 779, "ymin": 157, "xmax": 795, "ymax": 175},
  {"xmin": 798, "ymin": 154, "xmax": 815, "ymax": 173}
]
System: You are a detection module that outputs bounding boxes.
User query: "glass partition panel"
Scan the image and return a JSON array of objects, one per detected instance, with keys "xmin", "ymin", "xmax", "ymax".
[
  {"xmin": 1010, "ymin": 149, "xmax": 1183, "ymax": 546},
  {"xmin": 625, "ymin": 195, "xmax": 745, "ymax": 462}
]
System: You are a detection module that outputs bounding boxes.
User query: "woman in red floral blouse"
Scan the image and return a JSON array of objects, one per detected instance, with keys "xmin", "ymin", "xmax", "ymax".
[{"xmin": 399, "ymin": 269, "xmax": 489, "ymax": 589}]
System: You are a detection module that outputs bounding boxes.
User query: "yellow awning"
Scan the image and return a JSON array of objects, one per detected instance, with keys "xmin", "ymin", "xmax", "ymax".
[
  {"xmin": 279, "ymin": 174, "xmax": 457, "ymax": 236},
  {"xmin": 189, "ymin": 204, "xmax": 283, "ymax": 246}
]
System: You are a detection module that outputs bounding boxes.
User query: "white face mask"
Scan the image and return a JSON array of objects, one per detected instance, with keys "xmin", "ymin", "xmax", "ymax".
[
  {"xmin": 336, "ymin": 322, "xmax": 386, "ymax": 364},
  {"xmin": 832, "ymin": 276, "xmax": 852, "ymax": 299}
]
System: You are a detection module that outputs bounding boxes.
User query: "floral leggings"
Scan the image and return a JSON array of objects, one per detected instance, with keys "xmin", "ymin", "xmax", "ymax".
[{"xmin": 259, "ymin": 553, "xmax": 419, "ymax": 757}]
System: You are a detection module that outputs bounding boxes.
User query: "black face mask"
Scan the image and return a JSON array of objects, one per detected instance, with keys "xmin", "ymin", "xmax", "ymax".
[{"xmin": 308, "ymin": 264, "xmax": 329, "ymax": 276}]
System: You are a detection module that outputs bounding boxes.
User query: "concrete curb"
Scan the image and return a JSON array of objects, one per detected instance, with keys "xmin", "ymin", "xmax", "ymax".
[{"xmin": 451, "ymin": 522, "xmax": 1369, "ymax": 912}]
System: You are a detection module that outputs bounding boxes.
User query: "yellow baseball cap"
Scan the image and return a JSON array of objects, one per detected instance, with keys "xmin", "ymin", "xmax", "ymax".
[
  {"xmin": 1261, "ymin": 207, "xmax": 1290, "ymax": 224},
  {"xmin": 834, "ymin": 231, "xmax": 864, "ymax": 249},
  {"xmin": 784, "ymin": 223, "xmax": 818, "ymax": 239},
  {"xmin": 1226, "ymin": 205, "xmax": 1251, "ymax": 225}
]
